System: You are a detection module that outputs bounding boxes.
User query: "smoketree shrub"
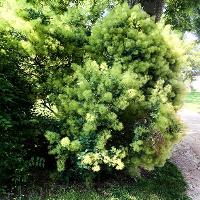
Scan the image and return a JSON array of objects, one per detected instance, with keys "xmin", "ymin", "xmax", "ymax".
[
  {"xmin": 45, "ymin": 4, "xmax": 186, "ymax": 177},
  {"xmin": 0, "ymin": 0, "xmax": 186, "ymax": 181}
]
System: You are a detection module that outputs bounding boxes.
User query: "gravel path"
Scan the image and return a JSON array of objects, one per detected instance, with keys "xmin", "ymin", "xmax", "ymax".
[{"xmin": 171, "ymin": 109, "xmax": 200, "ymax": 200}]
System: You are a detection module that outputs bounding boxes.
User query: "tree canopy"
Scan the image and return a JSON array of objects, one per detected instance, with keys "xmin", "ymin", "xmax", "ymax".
[{"xmin": 127, "ymin": 0, "xmax": 200, "ymax": 37}]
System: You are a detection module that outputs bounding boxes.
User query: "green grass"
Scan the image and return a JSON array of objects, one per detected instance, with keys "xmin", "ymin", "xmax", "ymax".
[
  {"xmin": 184, "ymin": 90, "xmax": 200, "ymax": 113},
  {"xmin": 13, "ymin": 162, "xmax": 190, "ymax": 200}
]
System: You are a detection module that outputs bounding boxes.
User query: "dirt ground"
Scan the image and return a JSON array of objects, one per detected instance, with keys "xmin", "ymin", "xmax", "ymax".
[{"xmin": 171, "ymin": 109, "xmax": 200, "ymax": 200}]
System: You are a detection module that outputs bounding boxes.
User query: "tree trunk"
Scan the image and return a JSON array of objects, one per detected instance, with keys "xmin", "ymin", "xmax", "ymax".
[{"xmin": 128, "ymin": 0, "xmax": 165, "ymax": 22}]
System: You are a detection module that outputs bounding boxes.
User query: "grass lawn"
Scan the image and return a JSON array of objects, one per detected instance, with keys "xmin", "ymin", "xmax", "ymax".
[
  {"xmin": 184, "ymin": 90, "xmax": 200, "ymax": 113},
  {"xmin": 13, "ymin": 162, "xmax": 190, "ymax": 200}
]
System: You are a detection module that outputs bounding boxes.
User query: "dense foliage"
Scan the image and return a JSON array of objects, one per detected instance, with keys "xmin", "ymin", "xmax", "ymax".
[
  {"xmin": 0, "ymin": 0, "xmax": 187, "ymax": 190},
  {"xmin": 0, "ymin": 23, "xmax": 35, "ymax": 185},
  {"xmin": 44, "ymin": 4, "xmax": 186, "ymax": 177}
]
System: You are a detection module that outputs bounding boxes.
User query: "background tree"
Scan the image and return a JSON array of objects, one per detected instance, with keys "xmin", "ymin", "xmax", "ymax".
[
  {"xmin": 128, "ymin": 0, "xmax": 165, "ymax": 22},
  {"xmin": 188, "ymin": 45, "xmax": 200, "ymax": 78},
  {"xmin": 165, "ymin": 0, "xmax": 200, "ymax": 37},
  {"xmin": 126, "ymin": 0, "xmax": 200, "ymax": 38}
]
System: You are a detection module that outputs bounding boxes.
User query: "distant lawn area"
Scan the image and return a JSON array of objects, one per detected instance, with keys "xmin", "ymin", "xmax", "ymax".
[
  {"xmin": 184, "ymin": 90, "xmax": 200, "ymax": 113},
  {"xmin": 13, "ymin": 162, "xmax": 190, "ymax": 200}
]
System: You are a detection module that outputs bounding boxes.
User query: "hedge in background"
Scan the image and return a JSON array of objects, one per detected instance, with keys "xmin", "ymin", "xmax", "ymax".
[{"xmin": 0, "ymin": 27, "xmax": 35, "ymax": 186}]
